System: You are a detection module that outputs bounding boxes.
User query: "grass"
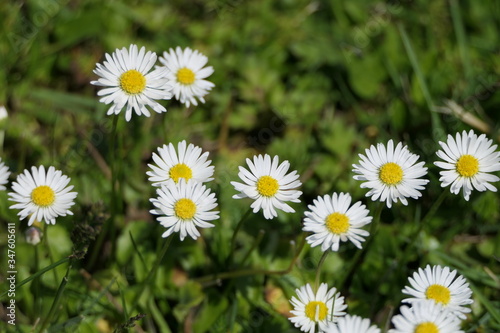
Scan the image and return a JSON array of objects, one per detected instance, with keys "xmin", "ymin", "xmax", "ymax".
[{"xmin": 0, "ymin": 0, "xmax": 499, "ymax": 332}]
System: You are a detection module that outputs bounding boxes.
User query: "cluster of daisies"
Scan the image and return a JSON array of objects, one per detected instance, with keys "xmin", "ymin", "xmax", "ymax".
[
  {"xmin": 147, "ymin": 141, "xmax": 219, "ymax": 241},
  {"xmin": 91, "ymin": 44, "xmax": 215, "ymax": 121},
  {"xmin": 228, "ymin": 130, "xmax": 500, "ymax": 254},
  {"xmin": 289, "ymin": 265, "xmax": 473, "ymax": 333},
  {"xmin": 0, "ymin": 43, "xmax": 498, "ymax": 332}
]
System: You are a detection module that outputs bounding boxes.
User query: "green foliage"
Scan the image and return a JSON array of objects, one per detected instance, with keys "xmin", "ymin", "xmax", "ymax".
[{"xmin": 1, "ymin": 0, "xmax": 500, "ymax": 332}]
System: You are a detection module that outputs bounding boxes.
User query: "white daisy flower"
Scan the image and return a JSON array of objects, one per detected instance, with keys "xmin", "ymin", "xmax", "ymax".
[
  {"xmin": 322, "ymin": 314, "xmax": 381, "ymax": 333},
  {"xmin": 352, "ymin": 140, "xmax": 429, "ymax": 208},
  {"xmin": 150, "ymin": 179, "xmax": 219, "ymax": 241},
  {"xmin": 434, "ymin": 130, "xmax": 500, "ymax": 201},
  {"xmin": 303, "ymin": 192, "xmax": 372, "ymax": 252},
  {"xmin": 231, "ymin": 154, "xmax": 302, "ymax": 220},
  {"xmin": 147, "ymin": 140, "xmax": 214, "ymax": 187},
  {"xmin": 158, "ymin": 46, "xmax": 215, "ymax": 107},
  {"xmin": 0, "ymin": 158, "xmax": 11, "ymax": 190},
  {"xmin": 389, "ymin": 301, "xmax": 464, "ymax": 333},
  {"xmin": 8, "ymin": 166, "xmax": 77, "ymax": 225},
  {"xmin": 91, "ymin": 44, "xmax": 173, "ymax": 122},
  {"xmin": 402, "ymin": 265, "xmax": 473, "ymax": 319},
  {"xmin": 289, "ymin": 283, "xmax": 347, "ymax": 333}
]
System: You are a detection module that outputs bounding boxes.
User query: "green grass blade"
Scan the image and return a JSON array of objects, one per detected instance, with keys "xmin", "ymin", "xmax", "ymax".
[
  {"xmin": 470, "ymin": 283, "xmax": 500, "ymax": 326},
  {"xmin": 0, "ymin": 257, "xmax": 70, "ymax": 299},
  {"xmin": 398, "ymin": 23, "xmax": 443, "ymax": 140},
  {"xmin": 449, "ymin": 0, "xmax": 473, "ymax": 82}
]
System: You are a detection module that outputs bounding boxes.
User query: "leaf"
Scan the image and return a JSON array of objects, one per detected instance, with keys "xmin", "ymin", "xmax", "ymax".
[
  {"xmin": 192, "ymin": 291, "xmax": 229, "ymax": 333},
  {"xmin": 348, "ymin": 54, "xmax": 387, "ymax": 99},
  {"xmin": 173, "ymin": 281, "xmax": 205, "ymax": 323}
]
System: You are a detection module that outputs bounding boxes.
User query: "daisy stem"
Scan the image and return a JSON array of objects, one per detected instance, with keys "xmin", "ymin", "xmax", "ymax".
[
  {"xmin": 44, "ymin": 223, "xmax": 59, "ymax": 283},
  {"xmin": 240, "ymin": 229, "xmax": 265, "ymax": 266},
  {"xmin": 399, "ymin": 190, "xmax": 448, "ymax": 261},
  {"xmin": 37, "ymin": 258, "xmax": 73, "ymax": 333},
  {"xmin": 228, "ymin": 207, "xmax": 253, "ymax": 265},
  {"xmin": 109, "ymin": 115, "xmax": 120, "ymax": 252},
  {"xmin": 34, "ymin": 245, "xmax": 41, "ymax": 316},
  {"xmin": 314, "ymin": 251, "xmax": 329, "ymax": 291},
  {"xmin": 162, "ymin": 112, "xmax": 169, "ymax": 142},
  {"xmin": 130, "ymin": 235, "xmax": 173, "ymax": 313},
  {"xmin": 87, "ymin": 116, "xmax": 119, "ymax": 269},
  {"xmin": 339, "ymin": 202, "xmax": 383, "ymax": 291},
  {"xmin": 196, "ymin": 234, "xmax": 306, "ymax": 285}
]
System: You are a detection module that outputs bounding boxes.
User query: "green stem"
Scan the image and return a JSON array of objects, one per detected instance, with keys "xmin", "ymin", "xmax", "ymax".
[
  {"xmin": 227, "ymin": 207, "xmax": 252, "ymax": 265},
  {"xmin": 449, "ymin": 0, "xmax": 472, "ymax": 82},
  {"xmin": 399, "ymin": 190, "xmax": 448, "ymax": 260},
  {"xmin": 87, "ymin": 116, "xmax": 119, "ymax": 269},
  {"xmin": 34, "ymin": 245, "xmax": 41, "ymax": 317},
  {"xmin": 111, "ymin": 115, "xmax": 123, "ymax": 257},
  {"xmin": 38, "ymin": 258, "xmax": 73, "ymax": 333},
  {"xmin": 315, "ymin": 251, "xmax": 329, "ymax": 291},
  {"xmin": 43, "ymin": 224, "xmax": 59, "ymax": 283},
  {"xmin": 0, "ymin": 257, "xmax": 70, "ymax": 299},
  {"xmin": 130, "ymin": 236, "xmax": 173, "ymax": 313},
  {"xmin": 339, "ymin": 202, "xmax": 383, "ymax": 291},
  {"xmin": 398, "ymin": 23, "xmax": 443, "ymax": 140},
  {"xmin": 240, "ymin": 229, "xmax": 265, "ymax": 266},
  {"xmin": 148, "ymin": 298, "xmax": 171, "ymax": 333},
  {"xmin": 196, "ymin": 234, "xmax": 306, "ymax": 285}
]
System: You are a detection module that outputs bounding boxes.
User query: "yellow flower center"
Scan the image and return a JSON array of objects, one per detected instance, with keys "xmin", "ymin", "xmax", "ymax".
[
  {"xmin": 119, "ymin": 69, "xmax": 146, "ymax": 94},
  {"xmin": 169, "ymin": 163, "xmax": 193, "ymax": 183},
  {"xmin": 256, "ymin": 176, "xmax": 279, "ymax": 197},
  {"xmin": 174, "ymin": 198, "xmax": 197, "ymax": 220},
  {"xmin": 325, "ymin": 212, "xmax": 350, "ymax": 234},
  {"xmin": 456, "ymin": 154, "xmax": 479, "ymax": 177},
  {"xmin": 31, "ymin": 185, "xmax": 55, "ymax": 207},
  {"xmin": 176, "ymin": 67, "xmax": 196, "ymax": 85},
  {"xmin": 304, "ymin": 301, "xmax": 328, "ymax": 321},
  {"xmin": 379, "ymin": 162, "xmax": 404, "ymax": 185},
  {"xmin": 425, "ymin": 284, "xmax": 451, "ymax": 305},
  {"xmin": 414, "ymin": 322, "xmax": 439, "ymax": 333}
]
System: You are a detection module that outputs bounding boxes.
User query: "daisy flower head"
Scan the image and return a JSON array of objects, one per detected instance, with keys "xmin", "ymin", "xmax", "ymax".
[
  {"xmin": 434, "ymin": 130, "xmax": 500, "ymax": 201},
  {"xmin": 8, "ymin": 166, "xmax": 77, "ymax": 226},
  {"xmin": 402, "ymin": 265, "xmax": 473, "ymax": 319},
  {"xmin": 150, "ymin": 179, "xmax": 219, "ymax": 241},
  {"xmin": 323, "ymin": 314, "xmax": 381, "ymax": 333},
  {"xmin": 303, "ymin": 192, "xmax": 372, "ymax": 252},
  {"xmin": 147, "ymin": 140, "xmax": 214, "ymax": 187},
  {"xmin": 352, "ymin": 140, "xmax": 429, "ymax": 208},
  {"xmin": 231, "ymin": 154, "xmax": 302, "ymax": 220},
  {"xmin": 25, "ymin": 227, "xmax": 43, "ymax": 245},
  {"xmin": 389, "ymin": 301, "xmax": 464, "ymax": 333},
  {"xmin": 159, "ymin": 46, "xmax": 215, "ymax": 107},
  {"xmin": 0, "ymin": 157, "xmax": 11, "ymax": 190},
  {"xmin": 91, "ymin": 44, "xmax": 173, "ymax": 122},
  {"xmin": 289, "ymin": 283, "xmax": 347, "ymax": 333}
]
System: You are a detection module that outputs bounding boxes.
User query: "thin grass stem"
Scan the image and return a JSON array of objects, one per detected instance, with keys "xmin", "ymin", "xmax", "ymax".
[
  {"xmin": 314, "ymin": 251, "xmax": 329, "ymax": 291},
  {"xmin": 88, "ymin": 116, "xmax": 119, "ymax": 269},
  {"xmin": 227, "ymin": 207, "xmax": 252, "ymax": 265},
  {"xmin": 398, "ymin": 23, "xmax": 443, "ymax": 140},
  {"xmin": 196, "ymin": 234, "xmax": 306, "ymax": 285},
  {"xmin": 129, "ymin": 235, "xmax": 173, "ymax": 313},
  {"xmin": 38, "ymin": 258, "xmax": 73, "ymax": 333}
]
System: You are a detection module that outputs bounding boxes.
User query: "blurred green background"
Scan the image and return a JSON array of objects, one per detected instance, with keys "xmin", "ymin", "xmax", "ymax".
[{"xmin": 0, "ymin": 0, "xmax": 499, "ymax": 332}]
